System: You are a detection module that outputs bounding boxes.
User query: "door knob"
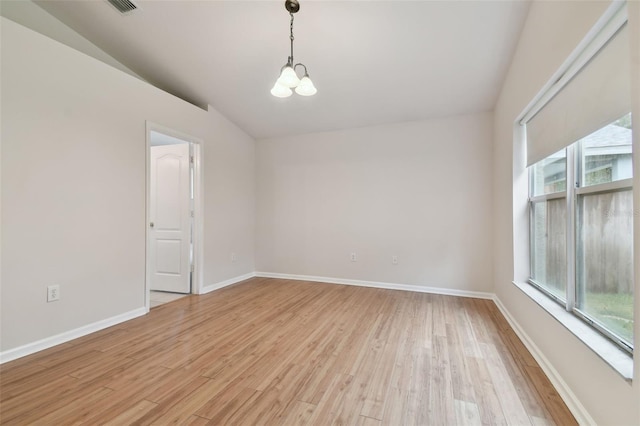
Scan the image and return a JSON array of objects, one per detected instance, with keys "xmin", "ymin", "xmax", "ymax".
[{"xmin": 150, "ymin": 222, "xmax": 154, "ymax": 228}]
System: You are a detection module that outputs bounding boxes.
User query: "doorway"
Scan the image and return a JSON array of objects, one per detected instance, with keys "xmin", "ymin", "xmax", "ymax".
[{"xmin": 145, "ymin": 122, "xmax": 203, "ymax": 310}]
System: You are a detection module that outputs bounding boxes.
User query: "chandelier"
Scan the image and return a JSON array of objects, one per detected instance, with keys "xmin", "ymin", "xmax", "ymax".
[{"xmin": 270, "ymin": 0, "xmax": 317, "ymax": 97}]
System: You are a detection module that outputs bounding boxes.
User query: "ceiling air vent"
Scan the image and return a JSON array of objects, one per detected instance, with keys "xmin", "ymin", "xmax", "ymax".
[{"xmin": 107, "ymin": 0, "xmax": 139, "ymax": 14}]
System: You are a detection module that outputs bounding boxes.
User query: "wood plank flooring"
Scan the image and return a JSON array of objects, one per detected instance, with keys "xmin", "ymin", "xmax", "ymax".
[{"xmin": 0, "ymin": 278, "xmax": 576, "ymax": 425}]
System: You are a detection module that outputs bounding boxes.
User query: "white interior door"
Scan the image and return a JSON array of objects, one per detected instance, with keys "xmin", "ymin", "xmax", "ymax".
[{"xmin": 150, "ymin": 143, "xmax": 191, "ymax": 293}]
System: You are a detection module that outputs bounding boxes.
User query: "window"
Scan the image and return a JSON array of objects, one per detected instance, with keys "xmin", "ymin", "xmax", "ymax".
[
  {"xmin": 575, "ymin": 114, "xmax": 634, "ymax": 347},
  {"xmin": 522, "ymin": 4, "xmax": 633, "ymax": 355},
  {"xmin": 529, "ymin": 148, "xmax": 567, "ymax": 301},
  {"xmin": 529, "ymin": 114, "xmax": 634, "ymax": 352}
]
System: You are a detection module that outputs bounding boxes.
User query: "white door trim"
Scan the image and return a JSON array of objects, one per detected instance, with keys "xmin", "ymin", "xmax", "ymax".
[{"xmin": 145, "ymin": 121, "xmax": 204, "ymax": 311}]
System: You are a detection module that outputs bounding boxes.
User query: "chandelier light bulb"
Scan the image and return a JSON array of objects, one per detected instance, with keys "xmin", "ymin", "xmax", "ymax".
[
  {"xmin": 277, "ymin": 65, "xmax": 301, "ymax": 88},
  {"xmin": 270, "ymin": 81, "xmax": 293, "ymax": 98},
  {"xmin": 294, "ymin": 75, "xmax": 317, "ymax": 96}
]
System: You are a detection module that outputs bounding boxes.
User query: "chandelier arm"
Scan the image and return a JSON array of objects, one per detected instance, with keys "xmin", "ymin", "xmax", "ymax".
[{"xmin": 294, "ymin": 63, "xmax": 308, "ymax": 76}]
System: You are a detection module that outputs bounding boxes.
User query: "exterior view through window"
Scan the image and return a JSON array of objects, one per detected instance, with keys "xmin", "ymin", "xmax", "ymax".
[{"xmin": 529, "ymin": 113, "xmax": 634, "ymax": 352}]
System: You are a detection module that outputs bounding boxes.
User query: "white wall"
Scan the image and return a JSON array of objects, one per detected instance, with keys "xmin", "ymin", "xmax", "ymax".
[
  {"xmin": 202, "ymin": 110, "xmax": 256, "ymax": 285},
  {"xmin": 493, "ymin": 1, "xmax": 639, "ymax": 424},
  {"xmin": 256, "ymin": 113, "xmax": 493, "ymax": 293},
  {"xmin": 0, "ymin": 17, "xmax": 255, "ymax": 352}
]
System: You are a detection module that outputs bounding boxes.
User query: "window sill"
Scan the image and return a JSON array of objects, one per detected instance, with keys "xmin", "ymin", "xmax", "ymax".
[{"xmin": 512, "ymin": 280, "xmax": 633, "ymax": 382}]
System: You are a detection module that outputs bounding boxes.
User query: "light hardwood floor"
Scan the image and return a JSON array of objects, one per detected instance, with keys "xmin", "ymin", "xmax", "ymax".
[
  {"xmin": 0, "ymin": 278, "xmax": 576, "ymax": 425},
  {"xmin": 150, "ymin": 291, "xmax": 188, "ymax": 308}
]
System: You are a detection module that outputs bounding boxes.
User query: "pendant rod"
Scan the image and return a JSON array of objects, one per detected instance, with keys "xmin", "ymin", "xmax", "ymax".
[{"xmin": 289, "ymin": 13, "xmax": 295, "ymax": 65}]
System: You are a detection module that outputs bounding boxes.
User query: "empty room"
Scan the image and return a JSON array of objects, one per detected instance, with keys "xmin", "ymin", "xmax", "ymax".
[{"xmin": 1, "ymin": 0, "xmax": 639, "ymax": 424}]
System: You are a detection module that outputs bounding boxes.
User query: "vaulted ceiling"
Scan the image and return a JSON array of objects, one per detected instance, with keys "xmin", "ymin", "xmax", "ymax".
[{"xmin": 34, "ymin": 0, "xmax": 531, "ymax": 139}]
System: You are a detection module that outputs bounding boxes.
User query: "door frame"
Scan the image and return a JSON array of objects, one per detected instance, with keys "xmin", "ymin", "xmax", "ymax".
[{"xmin": 145, "ymin": 121, "xmax": 204, "ymax": 311}]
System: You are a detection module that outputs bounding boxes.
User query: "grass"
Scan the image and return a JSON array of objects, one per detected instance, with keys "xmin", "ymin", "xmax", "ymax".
[{"xmin": 583, "ymin": 292, "xmax": 634, "ymax": 344}]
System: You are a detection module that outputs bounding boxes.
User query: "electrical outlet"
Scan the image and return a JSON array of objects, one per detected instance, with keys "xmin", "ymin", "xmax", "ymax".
[
  {"xmin": 47, "ymin": 285, "xmax": 60, "ymax": 302},
  {"xmin": 231, "ymin": 252, "xmax": 237, "ymax": 262},
  {"xmin": 392, "ymin": 255, "xmax": 398, "ymax": 265},
  {"xmin": 350, "ymin": 252, "xmax": 357, "ymax": 262}
]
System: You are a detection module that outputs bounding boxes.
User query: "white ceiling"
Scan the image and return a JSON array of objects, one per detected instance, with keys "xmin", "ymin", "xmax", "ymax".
[{"xmin": 35, "ymin": 0, "xmax": 531, "ymax": 139}]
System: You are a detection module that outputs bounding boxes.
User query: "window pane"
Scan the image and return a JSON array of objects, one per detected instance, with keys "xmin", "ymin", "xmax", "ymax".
[
  {"xmin": 581, "ymin": 113, "xmax": 633, "ymax": 187},
  {"xmin": 532, "ymin": 148, "xmax": 567, "ymax": 196},
  {"xmin": 577, "ymin": 190, "xmax": 634, "ymax": 346},
  {"xmin": 531, "ymin": 199, "xmax": 566, "ymax": 299}
]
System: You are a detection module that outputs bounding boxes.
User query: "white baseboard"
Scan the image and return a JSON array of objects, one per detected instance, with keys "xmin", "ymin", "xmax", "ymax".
[
  {"xmin": 0, "ymin": 307, "xmax": 147, "ymax": 364},
  {"xmin": 200, "ymin": 272, "xmax": 257, "ymax": 294},
  {"xmin": 492, "ymin": 296, "xmax": 595, "ymax": 426},
  {"xmin": 254, "ymin": 271, "xmax": 494, "ymax": 300}
]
